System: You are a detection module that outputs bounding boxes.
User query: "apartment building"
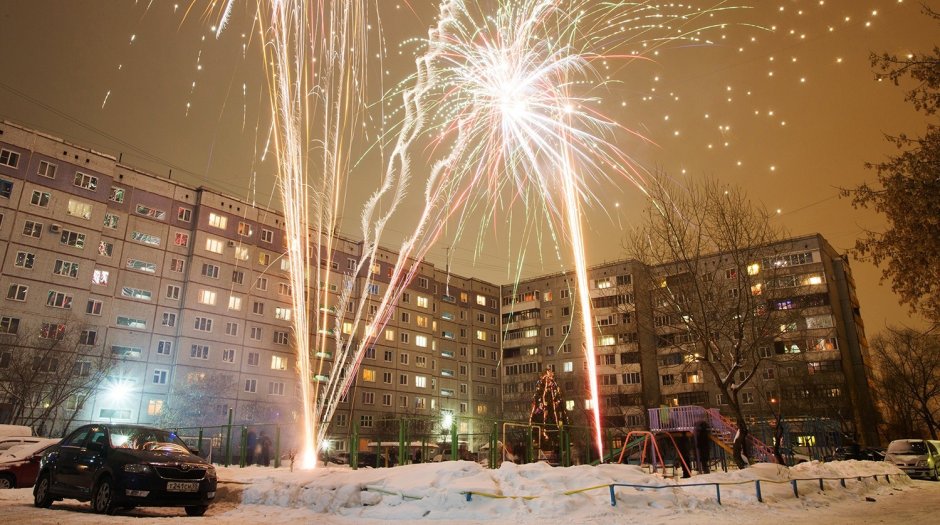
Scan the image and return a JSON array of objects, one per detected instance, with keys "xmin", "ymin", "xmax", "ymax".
[
  {"xmin": 499, "ymin": 235, "xmax": 879, "ymax": 446},
  {"xmin": 0, "ymin": 122, "xmax": 502, "ymax": 448},
  {"xmin": 0, "ymin": 121, "xmax": 878, "ymax": 452}
]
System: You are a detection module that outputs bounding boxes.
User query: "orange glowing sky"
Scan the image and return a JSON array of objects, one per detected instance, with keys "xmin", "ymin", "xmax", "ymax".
[{"xmin": 0, "ymin": 0, "xmax": 935, "ymax": 332}]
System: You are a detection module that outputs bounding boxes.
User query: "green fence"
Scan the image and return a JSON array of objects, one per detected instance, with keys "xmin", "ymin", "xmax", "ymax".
[{"xmin": 169, "ymin": 414, "xmax": 726, "ymax": 471}]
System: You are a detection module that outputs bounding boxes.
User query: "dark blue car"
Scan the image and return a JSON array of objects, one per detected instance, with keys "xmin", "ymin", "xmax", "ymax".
[{"xmin": 33, "ymin": 424, "xmax": 217, "ymax": 516}]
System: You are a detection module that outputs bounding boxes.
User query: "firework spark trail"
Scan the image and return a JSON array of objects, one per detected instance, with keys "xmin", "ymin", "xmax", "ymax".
[
  {"xmin": 313, "ymin": 0, "xmax": 643, "ymax": 460},
  {"xmin": 210, "ymin": 0, "xmax": 751, "ymax": 466},
  {"xmin": 252, "ymin": 0, "xmax": 377, "ymax": 468},
  {"xmin": 321, "ymin": 0, "xmax": 755, "ymax": 459}
]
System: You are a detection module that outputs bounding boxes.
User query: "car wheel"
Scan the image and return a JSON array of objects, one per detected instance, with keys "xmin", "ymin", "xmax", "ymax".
[
  {"xmin": 185, "ymin": 505, "xmax": 209, "ymax": 517},
  {"xmin": 0, "ymin": 474, "xmax": 14, "ymax": 489},
  {"xmin": 933, "ymin": 467, "xmax": 939, "ymax": 482},
  {"xmin": 92, "ymin": 477, "xmax": 118, "ymax": 515},
  {"xmin": 33, "ymin": 473, "xmax": 53, "ymax": 508}
]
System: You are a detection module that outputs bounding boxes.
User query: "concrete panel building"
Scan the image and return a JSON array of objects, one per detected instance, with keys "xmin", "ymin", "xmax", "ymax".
[{"xmin": 0, "ymin": 121, "xmax": 878, "ymax": 453}]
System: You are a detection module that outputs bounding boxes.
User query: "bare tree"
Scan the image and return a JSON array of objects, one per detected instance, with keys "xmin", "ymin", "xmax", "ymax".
[
  {"xmin": 869, "ymin": 327, "xmax": 940, "ymax": 439},
  {"xmin": 0, "ymin": 318, "xmax": 115, "ymax": 435},
  {"xmin": 157, "ymin": 373, "xmax": 237, "ymax": 429},
  {"xmin": 750, "ymin": 353, "xmax": 849, "ymax": 462},
  {"xmin": 627, "ymin": 174, "xmax": 803, "ymax": 468}
]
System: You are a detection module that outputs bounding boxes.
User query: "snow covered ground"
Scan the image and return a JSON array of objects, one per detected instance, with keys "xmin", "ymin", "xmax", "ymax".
[{"xmin": 0, "ymin": 459, "xmax": 935, "ymax": 524}]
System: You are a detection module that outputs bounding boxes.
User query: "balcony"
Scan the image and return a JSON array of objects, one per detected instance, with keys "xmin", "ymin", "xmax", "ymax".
[
  {"xmin": 502, "ymin": 317, "xmax": 541, "ymax": 331},
  {"xmin": 500, "ymin": 298, "xmax": 540, "ymax": 315}
]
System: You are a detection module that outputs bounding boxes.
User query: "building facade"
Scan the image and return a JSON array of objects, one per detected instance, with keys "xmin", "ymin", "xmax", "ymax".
[
  {"xmin": 498, "ymin": 235, "xmax": 879, "ymax": 447},
  {"xmin": 0, "ymin": 122, "xmax": 502, "ymax": 451},
  {"xmin": 0, "ymin": 121, "xmax": 878, "ymax": 452}
]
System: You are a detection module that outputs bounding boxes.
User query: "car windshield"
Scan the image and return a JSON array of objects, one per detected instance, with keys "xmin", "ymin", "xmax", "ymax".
[
  {"xmin": 109, "ymin": 427, "xmax": 190, "ymax": 453},
  {"xmin": 888, "ymin": 440, "xmax": 926, "ymax": 454}
]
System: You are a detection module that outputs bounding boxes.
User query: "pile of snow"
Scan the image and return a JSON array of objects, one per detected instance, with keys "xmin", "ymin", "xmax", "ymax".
[
  {"xmin": 216, "ymin": 459, "xmax": 910, "ymax": 522},
  {"xmin": 0, "ymin": 439, "xmax": 60, "ymax": 462}
]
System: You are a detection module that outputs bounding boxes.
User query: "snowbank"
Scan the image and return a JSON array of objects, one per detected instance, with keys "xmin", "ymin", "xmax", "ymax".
[{"xmin": 215, "ymin": 459, "xmax": 910, "ymax": 522}]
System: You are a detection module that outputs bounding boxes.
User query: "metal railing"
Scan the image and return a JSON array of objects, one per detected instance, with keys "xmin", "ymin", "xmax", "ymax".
[{"xmin": 460, "ymin": 472, "xmax": 904, "ymax": 506}]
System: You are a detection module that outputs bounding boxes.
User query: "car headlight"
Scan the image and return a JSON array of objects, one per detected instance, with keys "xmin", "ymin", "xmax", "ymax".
[
  {"xmin": 122, "ymin": 464, "xmax": 152, "ymax": 474},
  {"xmin": 206, "ymin": 465, "xmax": 217, "ymax": 478}
]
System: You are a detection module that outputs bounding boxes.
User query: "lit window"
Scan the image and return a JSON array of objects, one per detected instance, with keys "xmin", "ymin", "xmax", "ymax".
[
  {"xmin": 147, "ymin": 399, "xmax": 164, "ymax": 416},
  {"xmin": 92, "ymin": 269, "xmax": 110, "ymax": 285},
  {"xmin": 205, "ymin": 237, "xmax": 224, "ymax": 254},
  {"xmin": 66, "ymin": 199, "xmax": 92, "ymax": 220},
  {"xmin": 198, "ymin": 289, "xmax": 217, "ymax": 305},
  {"xmin": 476, "ymin": 294, "xmax": 486, "ymax": 306},
  {"xmin": 271, "ymin": 355, "xmax": 288, "ymax": 370},
  {"xmin": 208, "ymin": 213, "xmax": 227, "ymax": 229}
]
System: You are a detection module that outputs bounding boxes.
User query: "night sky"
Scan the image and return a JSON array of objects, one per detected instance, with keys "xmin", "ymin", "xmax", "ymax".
[{"xmin": 0, "ymin": 1, "xmax": 935, "ymax": 331}]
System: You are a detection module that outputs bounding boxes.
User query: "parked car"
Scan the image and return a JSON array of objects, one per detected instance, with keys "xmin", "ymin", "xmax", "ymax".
[
  {"xmin": 824, "ymin": 446, "xmax": 886, "ymax": 462},
  {"xmin": 0, "ymin": 439, "xmax": 60, "ymax": 488},
  {"xmin": 33, "ymin": 424, "xmax": 217, "ymax": 516},
  {"xmin": 884, "ymin": 439, "xmax": 940, "ymax": 481}
]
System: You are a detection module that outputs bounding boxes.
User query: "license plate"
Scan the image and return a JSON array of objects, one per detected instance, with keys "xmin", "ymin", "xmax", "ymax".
[{"xmin": 166, "ymin": 481, "xmax": 199, "ymax": 492}]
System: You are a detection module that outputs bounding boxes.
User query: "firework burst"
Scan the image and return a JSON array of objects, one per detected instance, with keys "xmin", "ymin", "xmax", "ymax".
[{"xmin": 195, "ymin": 0, "xmax": 751, "ymax": 466}]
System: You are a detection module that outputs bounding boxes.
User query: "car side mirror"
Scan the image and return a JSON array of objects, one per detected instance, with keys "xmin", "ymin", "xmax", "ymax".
[{"xmin": 87, "ymin": 441, "xmax": 105, "ymax": 454}]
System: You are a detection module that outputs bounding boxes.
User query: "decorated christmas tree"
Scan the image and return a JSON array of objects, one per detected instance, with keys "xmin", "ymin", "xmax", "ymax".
[{"xmin": 529, "ymin": 369, "xmax": 569, "ymax": 449}]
